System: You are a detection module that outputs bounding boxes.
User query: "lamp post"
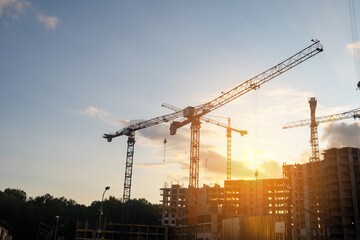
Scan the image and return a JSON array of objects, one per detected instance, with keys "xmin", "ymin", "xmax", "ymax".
[
  {"xmin": 97, "ymin": 186, "xmax": 110, "ymax": 240},
  {"xmin": 54, "ymin": 216, "xmax": 59, "ymax": 240}
]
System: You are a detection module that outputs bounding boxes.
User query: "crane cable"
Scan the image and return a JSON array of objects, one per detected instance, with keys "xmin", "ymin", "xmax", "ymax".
[
  {"xmin": 253, "ymin": 90, "xmax": 258, "ymax": 167},
  {"xmin": 348, "ymin": 0, "xmax": 360, "ymax": 89}
]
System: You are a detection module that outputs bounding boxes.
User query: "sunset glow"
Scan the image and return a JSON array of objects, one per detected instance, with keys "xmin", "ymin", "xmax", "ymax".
[{"xmin": 0, "ymin": 1, "xmax": 359, "ymax": 206}]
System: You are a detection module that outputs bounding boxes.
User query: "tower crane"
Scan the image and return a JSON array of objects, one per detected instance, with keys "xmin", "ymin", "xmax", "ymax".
[
  {"xmin": 168, "ymin": 40, "xmax": 323, "ymax": 236},
  {"xmin": 103, "ymin": 111, "xmax": 184, "ymax": 224},
  {"xmin": 103, "ymin": 40, "xmax": 323, "ymax": 237},
  {"xmin": 283, "ymin": 99, "xmax": 360, "ymax": 162},
  {"xmin": 161, "ymin": 103, "xmax": 248, "ymax": 180},
  {"xmin": 283, "ymin": 101, "xmax": 360, "ymax": 239}
]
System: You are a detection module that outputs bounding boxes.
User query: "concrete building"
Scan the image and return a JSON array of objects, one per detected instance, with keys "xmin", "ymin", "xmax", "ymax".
[
  {"xmin": 283, "ymin": 161, "xmax": 324, "ymax": 240},
  {"xmin": 160, "ymin": 184, "xmax": 188, "ymax": 227},
  {"xmin": 160, "ymin": 180, "xmax": 291, "ymax": 240},
  {"xmin": 160, "ymin": 147, "xmax": 360, "ymax": 240},
  {"xmin": 224, "ymin": 179, "xmax": 291, "ymax": 239},
  {"xmin": 159, "ymin": 184, "xmax": 223, "ymax": 240},
  {"xmin": 283, "ymin": 147, "xmax": 360, "ymax": 240},
  {"xmin": 224, "ymin": 179, "xmax": 290, "ymax": 217},
  {"xmin": 322, "ymin": 147, "xmax": 360, "ymax": 240}
]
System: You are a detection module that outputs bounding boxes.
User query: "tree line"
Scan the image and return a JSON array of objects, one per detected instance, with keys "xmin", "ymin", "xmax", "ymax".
[{"xmin": 0, "ymin": 188, "xmax": 159, "ymax": 240}]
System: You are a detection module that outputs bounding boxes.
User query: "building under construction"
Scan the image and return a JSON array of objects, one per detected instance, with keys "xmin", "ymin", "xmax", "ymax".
[
  {"xmin": 283, "ymin": 147, "xmax": 360, "ymax": 240},
  {"xmin": 160, "ymin": 147, "xmax": 360, "ymax": 240},
  {"xmin": 160, "ymin": 184, "xmax": 224, "ymax": 240},
  {"xmin": 160, "ymin": 179, "xmax": 291, "ymax": 240},
  {"xmin": 322, "ymin": 147, "xmax": 360, "ymax": 239},
  {"xmin": 283, "ymin": 161, "xmax": 323, "ymax": 239}
]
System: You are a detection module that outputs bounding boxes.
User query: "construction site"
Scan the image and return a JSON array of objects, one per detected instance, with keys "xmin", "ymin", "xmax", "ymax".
[
  {"xmin": 4, "ymin": 1, "xmax": 360, "ymax": 240},
  {"xmin": 68, "ymin": 38, "xmax": 359, "ymax": 240}
]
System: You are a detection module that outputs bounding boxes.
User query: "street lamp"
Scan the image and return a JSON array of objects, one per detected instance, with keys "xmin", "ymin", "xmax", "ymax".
[
  {"xmin": 97, "ymin": 186, "xmax": 110, "ymax": 240},
  {"xmin": 54, "ymin": 216, "xmax": 59, "ymax": 240}
]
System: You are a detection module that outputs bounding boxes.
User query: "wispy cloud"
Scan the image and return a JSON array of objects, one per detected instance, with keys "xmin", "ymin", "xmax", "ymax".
[
  {"xmin": 79, "ymin": 106, "xmax": 110, "ymax": 118},
  {"xmin": 134, "ymin": 162, "xmax": 178, "ymax": 169},
  {"xmin": 264, "ymin": 87, "xmax": 313, "ymax": 117},
  {"xmin": 266, "ymin": 86, "xmax": 312, "ymax": 99},
  {"xmin": 0, "ymin": 0, "xmax": 60, "ymax": 30},
  {"xmin": 165, "ymin": 174, "xmax": 188, "ymax": 186},
  {"xmin": 346, "ymin": 41, "xmax": 360, "ymax": 58},
  {"xmin": 0, "ymin": 0, "xmax": 30, "ymax": 19},
  {"xmin": 37, "ymin": 14, "xmax": 59, "ymax": 30},
  {"xmin": 72, "ymin": 106, "xmax": 120, "ymax": 126}
]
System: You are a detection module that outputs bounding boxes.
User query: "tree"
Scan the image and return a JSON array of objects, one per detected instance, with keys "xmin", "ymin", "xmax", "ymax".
[{"xmin": 0, "ymin": 189, "xmax": 160, "ymax": 240}]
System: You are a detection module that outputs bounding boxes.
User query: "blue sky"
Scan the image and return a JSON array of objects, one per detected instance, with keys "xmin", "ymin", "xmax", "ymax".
[{"xmin": 1, "ymin": 0, "xmax": 360, "ymax": 205}]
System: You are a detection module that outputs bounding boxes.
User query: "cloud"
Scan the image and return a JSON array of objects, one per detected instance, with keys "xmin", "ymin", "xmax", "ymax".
[
  {"xmin": 0, "ymin": 0, "xmax": 30, "ymax": 19},
  {"xmin": 72, "ymin": 106, "xmax": 121, "ymax": 126},
  {"xmin": 72, "ymin": 107, "xmax": 192, "ymax": 145},
  {"xmin": 267, "ymin": 86, "xmax": 312, "ymax": 99},
  {"xmin": 291, "ymin": 149, "xmax": 312, "ymax": 164},
  {"xmin": 37, "ymin": 14, "xmax": 59, "ymax": 30},
  {"xmin": 79, "ymin": 106, "xmax": 110, "ymax": 118},
  {"xmin": 346, "ymin": 41, "xmax": 360, "ymax": 58},
  {"xmin": 258, "ymin": 160, "xmax": 282, "ymax": 178},
  {"xmin": 322, "ymin": 122, "xmax": 360, "ymax": 148},
  {"xmin": 0, "ymin": 1, "xmax": 59, "ymax": 30},
  {"xmin": 137, "ymin": 123, "xmax": 176, "ymax": 141},
  {"xmin": 264, "ymin": 87, "xmax": 313, "ymax": 117},
  {"xmin": 200, "ymin": 149, "xmax": 226, "ymax": 174},
  {"xmin": 134, "ymin": 161, "xmax": 179, "ymax": 169},
  {"xmin": 231, "ymin": 161, "xmax": 255, "ymax": 179},
  {"xmin": 165, "ymin": 174, "xmax": 188, "ymax": 186},
  {"xmin": 199, "ymin": 148, "xmax": 282, "ymax": 179}
]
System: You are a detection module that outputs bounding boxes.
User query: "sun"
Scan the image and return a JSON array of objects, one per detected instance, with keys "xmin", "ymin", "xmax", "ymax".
[{"xmin": 248, "ymin": 153, "xmax": 255, "ymax": 160}]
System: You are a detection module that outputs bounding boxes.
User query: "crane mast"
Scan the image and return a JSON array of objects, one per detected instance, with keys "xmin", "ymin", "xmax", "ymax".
[
  {"xmin": 309, "ymin": 97, "xmax": 320, "ymax": 162},
  {"xmin": 226, "ymin": 118, "xmax": 232, "ymax": 180},
  {"xmin": 104, "ymin": 40, "xmax": 323, "ymax": 239},
  {"xmin": 121, "ymin": 132, "xmax": 135, "ymax": 225}
]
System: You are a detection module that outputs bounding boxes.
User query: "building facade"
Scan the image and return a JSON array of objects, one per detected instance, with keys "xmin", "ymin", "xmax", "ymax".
[
  {"xmin": 284, "ymin": 147, "xmax": 360, "ymax": 240},
  {"xmin": 159, "ymin": 147, "xmax": 360, "ymax": 240},
  {"xmin": 283, "ymin": 161, "xmax": 324, "ymax": 240},
  {"xmin": 160, "ymin": 180, "xmax": 291, "ymax": 240},
  {"xmin": 224, "ymin": 179, "xmax": 290, "ymax": 217},
  {"xmin": 322, "ymin": 147, "xmax": 360, "ymax": 240}
]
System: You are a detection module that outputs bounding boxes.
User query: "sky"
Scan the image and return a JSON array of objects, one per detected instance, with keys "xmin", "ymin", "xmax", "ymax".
[{"xmin": 1, "ymin": 0, "xmax": 360, "ymax": 205}]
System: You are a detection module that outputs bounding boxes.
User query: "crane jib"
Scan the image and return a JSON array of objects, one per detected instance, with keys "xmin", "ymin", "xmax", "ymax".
[
  {"xmin": 104, "ymin": 40, "xmax": 323, "ymax": 140},
  {"xmin": 198, "ymin": 40, "xmax": 323, "ymax": 115},
  {"xmin": 283, "ymin": 107, "xmax": 360, "ymax": 129}
]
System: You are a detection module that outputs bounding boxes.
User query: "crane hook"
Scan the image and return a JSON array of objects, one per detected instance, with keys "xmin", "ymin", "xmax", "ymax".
[{"xmin": 163, "ymin": 138, "xmax": 167, "ymax": 162}]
